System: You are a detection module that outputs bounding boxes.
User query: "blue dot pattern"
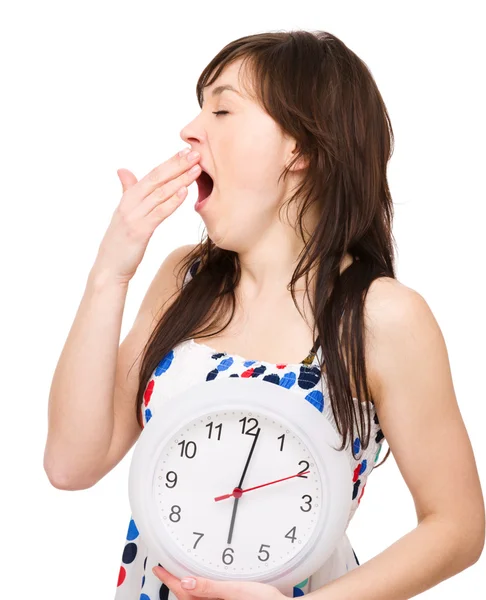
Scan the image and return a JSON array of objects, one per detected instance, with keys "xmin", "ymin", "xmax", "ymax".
[{"xmin": 114, "ymin": 258, "xmax": 386, "ymax": 599}]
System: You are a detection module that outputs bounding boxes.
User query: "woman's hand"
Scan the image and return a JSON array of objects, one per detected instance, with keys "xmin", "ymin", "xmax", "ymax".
[
  {"xmin": 152, "ymin": 566, "xmax": 289, "ymax": 600},
  {"xmin": 93, "ymin": 147, "xmax": 201, "ymax": 285}
]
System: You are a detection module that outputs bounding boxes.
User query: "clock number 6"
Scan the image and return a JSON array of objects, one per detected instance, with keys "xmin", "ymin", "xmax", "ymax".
[{"xmin": 222, "ymin": 547, "xmax": 234, "ymax": 565}]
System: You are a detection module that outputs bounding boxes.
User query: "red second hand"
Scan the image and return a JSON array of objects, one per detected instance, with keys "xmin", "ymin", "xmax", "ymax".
[{"xmin": 214, "ymin": 470, "xmax": 310, "ymax": 502}]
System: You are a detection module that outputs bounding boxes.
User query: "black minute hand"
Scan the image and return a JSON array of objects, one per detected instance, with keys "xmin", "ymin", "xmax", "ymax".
[
  {"xmin": 238, "ymin": 427, "xmax": 261, "ymax": 488},
  {"xmin": 227, "ymin": 427, "xmax": 261, "ymax": 545}
]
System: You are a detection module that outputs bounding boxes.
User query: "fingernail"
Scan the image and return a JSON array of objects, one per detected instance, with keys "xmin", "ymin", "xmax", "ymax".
[
  {"xmin": 181, "ymin": 577, "xmax": 196, "ymax": 589},
  {"xmin": 187, "ymin": 150, "xmax": 200, "ymax": 161},
  {"xmin": 179, "ymin": 148, "xmax": 191, "ymax": 157}
]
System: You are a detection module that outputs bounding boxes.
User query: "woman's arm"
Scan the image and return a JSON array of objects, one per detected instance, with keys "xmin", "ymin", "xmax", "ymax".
[{"xmin": 308, "ymin": 280, "xmax": 484, "ymax": 600}]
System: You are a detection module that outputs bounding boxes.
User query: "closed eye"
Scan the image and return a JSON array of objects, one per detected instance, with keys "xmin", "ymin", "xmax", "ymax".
[{"xmin": 212, "ymin": 111, "xmax": 229, "ymax": 117}]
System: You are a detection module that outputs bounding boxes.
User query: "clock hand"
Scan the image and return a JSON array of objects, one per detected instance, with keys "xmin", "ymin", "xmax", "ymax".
[
  {"xmin": 227, "ymin": 427, "xmax": 261, "ymax": 545},
  {"xmin": 215, "ymin": 470, "xmax": 310, "ymax": 502},
  {"xmin": 226, "ymin": 496, "xmax": 240, "ymax": 545},
  {"xmin": 237, "ymin": 427, "xmax": 261, "ymax": 488}
]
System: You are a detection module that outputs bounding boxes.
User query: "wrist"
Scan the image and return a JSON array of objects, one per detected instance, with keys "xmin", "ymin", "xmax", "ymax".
[{"xmin": 87, "ymin": 265, "xmax": 131, "ymax": 291}]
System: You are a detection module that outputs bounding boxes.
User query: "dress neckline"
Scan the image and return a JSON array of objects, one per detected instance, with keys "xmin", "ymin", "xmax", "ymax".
[{"xmin": 187, "ymin": 337, "xmax": 320, "ymax": 368}]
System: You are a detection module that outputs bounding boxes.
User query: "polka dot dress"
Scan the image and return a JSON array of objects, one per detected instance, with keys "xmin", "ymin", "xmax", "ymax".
[{"xmin": 114, "ymin": 259, "xmax": 385, "ymax": 599}]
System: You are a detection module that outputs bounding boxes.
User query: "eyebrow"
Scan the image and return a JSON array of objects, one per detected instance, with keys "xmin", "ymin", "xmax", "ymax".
[{"xmin": 201, "ymin": 84, "xmax": 242, "ymax": 106}]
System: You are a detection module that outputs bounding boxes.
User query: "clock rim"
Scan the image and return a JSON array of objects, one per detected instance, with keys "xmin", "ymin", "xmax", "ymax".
[{"xmin": 128, "ymin": 377, "xmax": 353, "ymax": 592}]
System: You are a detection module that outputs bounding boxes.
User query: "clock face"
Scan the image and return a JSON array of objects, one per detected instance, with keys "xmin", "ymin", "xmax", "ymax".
[{"xmin": 153, "ymin": 409, "xmax": 323, "ymax": 577}]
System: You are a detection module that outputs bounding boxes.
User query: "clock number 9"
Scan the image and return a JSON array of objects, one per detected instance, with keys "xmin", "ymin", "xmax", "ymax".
[
  {"xmin": 165, "ymin": 471, "xmax": 178, "ymax": 488},
  {"xmin": 239, "ymin": 416, "xmax": 259, "ymax": 436}
]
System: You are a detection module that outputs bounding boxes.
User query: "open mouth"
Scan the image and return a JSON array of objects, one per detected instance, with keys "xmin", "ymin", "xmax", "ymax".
[{"xmin": 195, "ymin": 170, "xmax": 214, "ymax": 205}]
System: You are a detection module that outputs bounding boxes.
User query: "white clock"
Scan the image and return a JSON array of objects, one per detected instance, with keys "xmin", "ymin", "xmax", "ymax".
[{"xmin": 128, "ymin": 377, "xmax": 353, "ymax": 596}]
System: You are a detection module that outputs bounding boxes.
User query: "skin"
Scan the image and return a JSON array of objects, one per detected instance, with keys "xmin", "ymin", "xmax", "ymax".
[
  {"xmin": 153, "ymin": 282, "xmax": 486, "ymax": 598},
  {"xmin": 179, "ymin": 57, "xmax": 351, "ymax": 302},
  {"xmin": 173, "ymin": 58, "xmax": 485, "ymax": 598},
  {"xmin": 178, "ymin": 57, "xmax": 353, "ymax": 363}
]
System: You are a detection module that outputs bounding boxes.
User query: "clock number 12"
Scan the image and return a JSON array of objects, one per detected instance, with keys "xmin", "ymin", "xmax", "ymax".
[{"xmin": 239, "ymin": 417, "xmax": 259, "ymax": 436}]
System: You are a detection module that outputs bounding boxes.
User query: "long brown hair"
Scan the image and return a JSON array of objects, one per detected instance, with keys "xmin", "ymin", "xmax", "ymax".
[{"xmin": 134, "ymin": 30, "xmax": 395, "ymax": 467}]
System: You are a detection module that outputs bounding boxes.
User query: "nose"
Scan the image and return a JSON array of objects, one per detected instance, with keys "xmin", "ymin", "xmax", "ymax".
[{"xmin": 180, "ymin": 115, "xmax": 205, "ymax": 147}]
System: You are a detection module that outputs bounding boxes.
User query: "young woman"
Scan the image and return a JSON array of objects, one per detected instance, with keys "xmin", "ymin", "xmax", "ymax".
[{"xmin": 44, "ymin": 30, "xmax": 484, "ymax": 600}]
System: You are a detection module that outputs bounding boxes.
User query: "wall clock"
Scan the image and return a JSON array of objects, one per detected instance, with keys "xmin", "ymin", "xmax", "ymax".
[{"xmin": 129, "ymin": 377, "xmax": 352, "ymax": 595}]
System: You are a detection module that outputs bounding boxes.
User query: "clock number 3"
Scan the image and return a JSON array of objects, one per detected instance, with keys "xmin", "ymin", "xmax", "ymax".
[{"xmin": 300, "ymin": 494, "xmax": 313, "ymax": 512}]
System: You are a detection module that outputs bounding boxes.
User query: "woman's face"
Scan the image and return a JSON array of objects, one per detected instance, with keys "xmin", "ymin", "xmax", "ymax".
[{"xmin": 180, "ymin": 59, "xmax": 303, "ymax": 250}]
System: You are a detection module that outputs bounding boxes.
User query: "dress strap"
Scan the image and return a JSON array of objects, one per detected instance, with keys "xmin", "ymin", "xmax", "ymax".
[
  {"xmin": 183, "ymin": 258, "xmax": 202, "ymax": 287},
  {"xmin": 306, "ymin": 307, "xmax": 346, "ymax": 364},
  {"xmin": 301, "ymin": 337, "xmax": 320, "ymax": 366}
]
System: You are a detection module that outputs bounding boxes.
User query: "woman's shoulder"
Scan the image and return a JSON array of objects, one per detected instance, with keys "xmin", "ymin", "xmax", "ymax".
[
  {"xmin": 363, "ymin": 275, "xmax": 436, "ymax": 400},
  {"xmin": 365, "ymin": 276, "xmax": 425, "ymax": 326}
]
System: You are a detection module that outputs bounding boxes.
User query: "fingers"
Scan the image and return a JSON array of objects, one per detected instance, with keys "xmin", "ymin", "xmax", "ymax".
[
  {"xmin": 136, "ymin": 149, "xmax": 201, "ymax": 200},
  {"xmin": 117, "ymin": 168, "xmax": 138, "ymax": 193},
  {"xmin": 152, "ymin": 567, "xmax": 194, "ymax": 600},
  {"xmin": 127, "ymin": 158, "xmax": 201, "ymax": 222},
  {"xmin": 140, "ymin": 161, "xmax": 201, "ymax": 217}
]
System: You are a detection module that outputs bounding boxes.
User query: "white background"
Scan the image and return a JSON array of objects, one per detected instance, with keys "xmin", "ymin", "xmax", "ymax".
[{"xmin": 1, "ymin": 0, "xmax": 484, "ymax": 598}]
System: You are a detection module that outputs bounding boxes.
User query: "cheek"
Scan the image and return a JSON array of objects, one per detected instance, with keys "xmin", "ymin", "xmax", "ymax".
[
  {"xmin": 231, "ymin": 119, "xmax": 279, "ymax": 163},
  {"xmin": 218, "ymin": 126, "xmax": 284, "ymax": 192},
  {"xmin": 225, "ymin": 151, "xmax": 281, "ymax": 192}
]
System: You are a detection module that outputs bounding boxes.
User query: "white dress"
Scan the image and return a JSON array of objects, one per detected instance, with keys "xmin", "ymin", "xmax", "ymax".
[{"xmin": 114, "ymin": 259, "xmax": 385, "ymax": 599}]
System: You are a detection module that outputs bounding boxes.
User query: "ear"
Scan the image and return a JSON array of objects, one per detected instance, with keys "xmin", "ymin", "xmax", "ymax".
[{"xmin": 287, "ymin": 145, "xmax": 309, "ymax": 172}]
